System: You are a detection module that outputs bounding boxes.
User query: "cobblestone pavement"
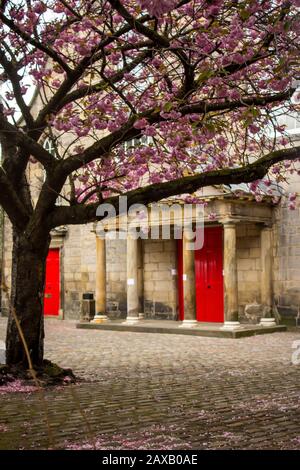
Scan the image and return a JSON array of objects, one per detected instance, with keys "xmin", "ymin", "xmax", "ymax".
[{"xmin": 0, "ymin": 317, "xmax": 300, "ymax": 450}]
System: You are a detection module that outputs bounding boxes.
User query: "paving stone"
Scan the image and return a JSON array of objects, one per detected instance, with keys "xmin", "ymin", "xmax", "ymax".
[{"xmin": 0, "ymin": 318, "xmax": 299, "ymax": 450}]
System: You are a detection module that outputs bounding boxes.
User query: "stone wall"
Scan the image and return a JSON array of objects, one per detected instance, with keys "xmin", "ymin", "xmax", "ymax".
[
  {"xmin": 143, "ymin": 239, "xmax": 178, "ymax": 320},
  {"xmin": 236, "ymin": 223, "xmax": 263, "ymax": 323},
  {"xmin": 106, "ymin": 238, "xmax": 127, "ymax": 316},
  {"xmin": 273, "ymin": 196, "xmax": 300, "ymax": 324},
  {"xmin": 139, "ymin": 227, "xmax": 264, "ymax": 323},
  {"xmin": 2, "ymin": 195, "xmax": 300, "ymax": 325},
  {"xmin": 62, "ymin": 224, "xmax": 96, "ymax": 319},
  {"xmin": 1, "ymin": 216, "xmax": 13, "ymax": 315}
]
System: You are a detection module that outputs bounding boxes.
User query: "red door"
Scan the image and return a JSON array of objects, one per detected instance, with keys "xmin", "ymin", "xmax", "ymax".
[
  {"xmin": 44, "ymin": 249, "xmax": 60, "ymax": 316},
  {"xmin": 195, "ymin": 226, "xmax": 224, "ymax": 322}
]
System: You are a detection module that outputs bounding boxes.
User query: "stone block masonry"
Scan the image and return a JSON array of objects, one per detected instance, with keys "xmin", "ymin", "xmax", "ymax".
[
  {"xmin": 0, "ymin": 318, "xmax": 298, "ymax": 450},
  {"xmin": 273, "ymin": 195, "xmax": 300, "ymax": 323},
  {"xmin": 143, "ymin": 239, "xmax": 177, "ymax": 319}
]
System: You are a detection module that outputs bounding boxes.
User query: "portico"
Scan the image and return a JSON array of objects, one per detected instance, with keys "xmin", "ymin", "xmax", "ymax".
[{"xmin": 87, "ymin": 194, "xmax": 282, "ymax": 335}]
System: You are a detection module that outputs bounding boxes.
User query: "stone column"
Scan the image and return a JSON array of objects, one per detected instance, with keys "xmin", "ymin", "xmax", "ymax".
[
  {"xmin": 92, "ymin": 235, "xmax": 108, "ymax": 323},
  {"xmin": 180, "ymin": 227, "xmax": 197, "ymax": 327},
  {"xmin": 222, "ymin": 222, "xmax": 240, "ymax": 329},
  {"xmin": 260, "ymin": 226, "xmax": 276, "ymax": 326},
  {"xmin": 137, "ymin": 238, "xmax": 144, "ymax": 318},
  {"xmin": 125, "ymin": 236, "xmax": 142, "ymax": 324}
]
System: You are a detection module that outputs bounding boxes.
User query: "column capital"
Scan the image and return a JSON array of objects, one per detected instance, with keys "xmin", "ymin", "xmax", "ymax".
[
  {"xmin": 261, "ymin": 223, "xmax": 273, "ymax": 231},
  {"xmin": 222, "ymin": 219, "xmax": 239, "ymax": 227},
  {"xmin": 95, "ymin": 233, "xmax": 107, "ymax": 240},
  {"xmin": 92, "ymin": 221, "xmax": 108, "ymax": 236}
]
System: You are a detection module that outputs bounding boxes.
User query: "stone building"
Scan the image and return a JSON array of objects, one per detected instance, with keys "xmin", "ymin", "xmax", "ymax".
[
  {"xmin": 88, "ymin": 188, "xmax": 297, "ymax": 328},
  {"xmin": 1, "ymin": 90, "xmax": 300, "ymax": 330},
  {"xmin": 1, "ymin": 177, "xmax": 300, "ymax": 330}
]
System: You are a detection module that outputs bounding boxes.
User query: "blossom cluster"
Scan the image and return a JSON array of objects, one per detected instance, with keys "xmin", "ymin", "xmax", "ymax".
[{"xmin": 0, "ymin": 0, "xmax": 299, "ymax": 205}]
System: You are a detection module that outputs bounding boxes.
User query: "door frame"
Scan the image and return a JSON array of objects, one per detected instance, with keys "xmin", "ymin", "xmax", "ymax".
[
  {"xmin": 44, "ymin": 247, "xmax": 62, "ymax": 318},
  {"xmin": 177, "ymin": 225, "xmax": 224, "ymax": 322},
  {"xmin": 195, "ymin": 225, "xmax": 224, "ymax": 323}
]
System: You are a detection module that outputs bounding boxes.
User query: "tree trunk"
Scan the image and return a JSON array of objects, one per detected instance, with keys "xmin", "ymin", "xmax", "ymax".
[{"xmin": 5, "ymin": 227, "xmax": 51, "ymax": 368}]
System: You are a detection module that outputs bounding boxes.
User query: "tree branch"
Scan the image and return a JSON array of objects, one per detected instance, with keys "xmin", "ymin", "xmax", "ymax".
[
  {"xmin": 0, "ymin": 48, "xmax": 34, "ymax": 128},
  {"xmin": 0, "ymin": 109, "xmax": 56, "ymax": 170},
  {"xmin": 59, "ymin": 87, "xmax": 296, "ymax": 176},
  {"xmin": 58, "ymin": 50, "xmax": 152, "ymax": 109},
  {"xmin": 34, "ymin": 14, "xmax": 153, "ymax": 132},
  {"xmin": 47, "ymin": 145, "xmax": 300, "ymax": 228},
  {"xmin": 108, "ymin": 0, "xmax": 170, "ymax": 48},
  {"xmin": 0, "ymin": 11, "xmax": 72, "ymax": 74},
  {"xmin": 179, "ymin": 88, "xmax": 296, "ymax": 115}
]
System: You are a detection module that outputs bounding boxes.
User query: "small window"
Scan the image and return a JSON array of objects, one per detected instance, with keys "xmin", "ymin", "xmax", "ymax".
[
  {"xmin": 124, "ymin": 135, "xmax": 152, "ymax": 152},
  {"xmin": 282, "ymin": 113, "xmax": 300, "ymax": 133},
  {"xmin": 278, "ymin": 88, "xmax": 300, "ymax": 135}
]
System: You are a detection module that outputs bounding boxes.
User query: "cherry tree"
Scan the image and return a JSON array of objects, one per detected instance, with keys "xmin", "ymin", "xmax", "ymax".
[{"xmin": 0, "ymin": 0, "xmax": 299, "ymax": 370}]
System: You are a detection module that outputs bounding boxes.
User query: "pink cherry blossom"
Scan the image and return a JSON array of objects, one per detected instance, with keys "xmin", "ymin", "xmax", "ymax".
[
  {"xmin": 0, "ymin": 0, "xmax": 297, "ymax": 208},
  {"xmin": 133, "ymin": 118, "xmax": 148, "ymax": 129},
  {"xmin": 137, "ymin": 0, "xmax": 177, "ymax": 17}
]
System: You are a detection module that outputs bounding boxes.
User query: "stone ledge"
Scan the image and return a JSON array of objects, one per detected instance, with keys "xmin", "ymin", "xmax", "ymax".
[{"xmin": 76, "ymin": 320, "xmax": 287, "ymax": 338}]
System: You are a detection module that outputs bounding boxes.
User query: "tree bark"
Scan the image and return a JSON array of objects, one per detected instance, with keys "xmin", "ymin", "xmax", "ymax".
[{"xmin": 5, "ymin": 227, "xmax": 51, "ymax": 368}]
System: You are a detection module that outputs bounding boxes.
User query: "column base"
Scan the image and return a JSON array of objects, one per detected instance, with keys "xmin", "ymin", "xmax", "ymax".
[
  {"xmin": 91, "ymin": 314, "xmax": 109, "ymax": 324},
  {"xmin": 124, "ymin": 315, "xmax": 141, "ymax": 325},
  {"xmin": 221, "ymin": 321, "xmax": 241, "ymax": 330},
  {"xmin": 260, "ymin": 317, "xmax": 277, "ymax": 327},
  {"xmin": 179, "ymin": 319, "xmax": 198, "ymax": 328}
]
